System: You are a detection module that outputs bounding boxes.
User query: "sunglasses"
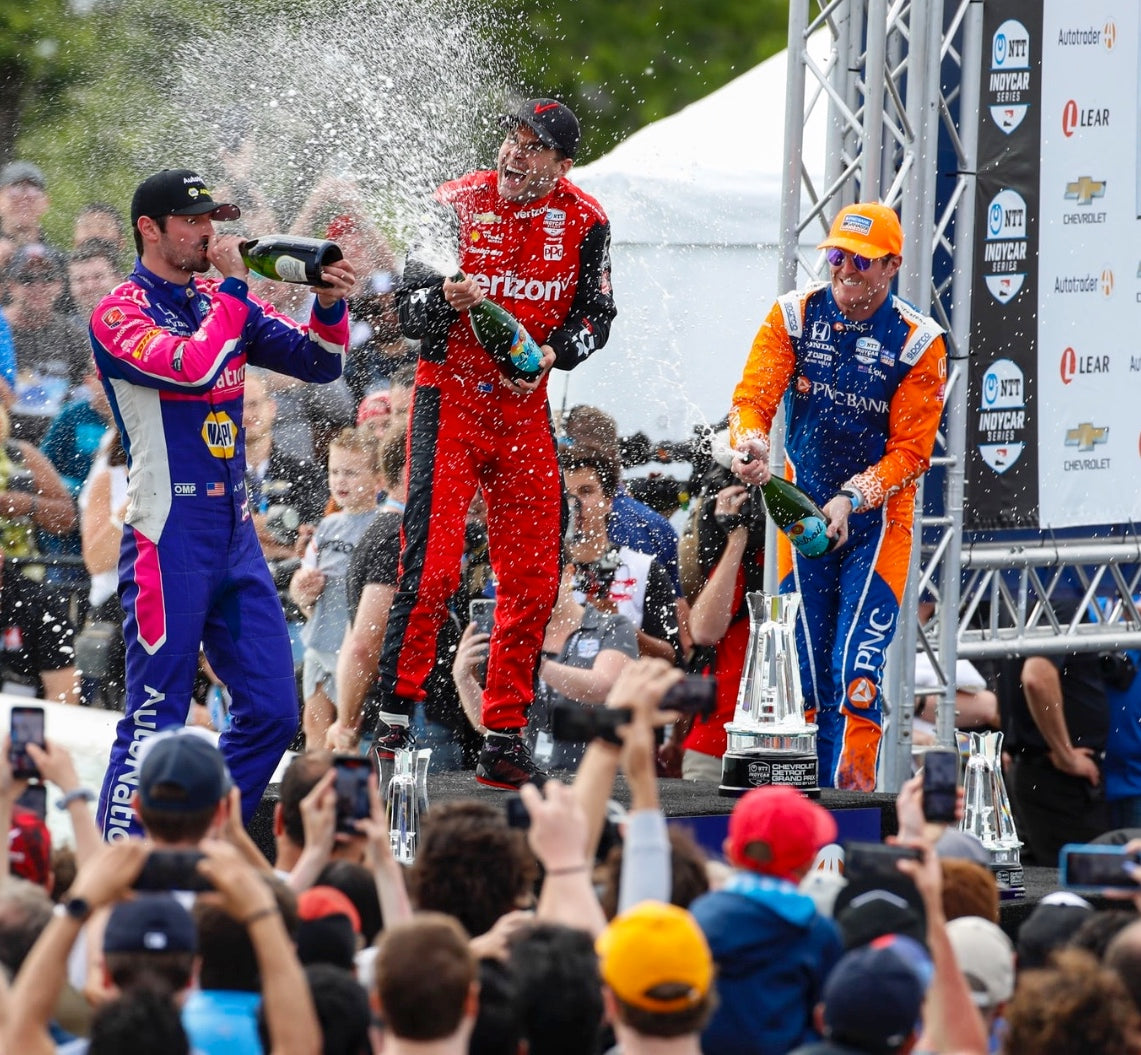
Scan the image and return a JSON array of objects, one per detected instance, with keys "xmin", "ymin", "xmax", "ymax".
[{"xmin": 825, "ymin": 248, "xmax": 875, "ymax": 271}]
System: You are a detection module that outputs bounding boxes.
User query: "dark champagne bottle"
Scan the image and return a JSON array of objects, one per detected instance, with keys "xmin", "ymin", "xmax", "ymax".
[
  {"xmin": 760, "ymin": 475, "xmax": 838, "ymax": 558},
  {"xmin": 241, "ymin": 235, "xmax": 344, "ymax": 287},
  {"xmin": 451, "ymin": 272, "xmax": 543, "ymax": 381}
]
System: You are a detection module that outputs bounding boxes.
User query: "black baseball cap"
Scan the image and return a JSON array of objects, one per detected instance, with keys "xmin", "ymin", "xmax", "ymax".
[
  {"xmin": 502, "ymin": 98, "xmax": 581, "ymax": 159},
  {"xmin": 130, "ymin": 169, "xmax": 240, "ymax": 226}
]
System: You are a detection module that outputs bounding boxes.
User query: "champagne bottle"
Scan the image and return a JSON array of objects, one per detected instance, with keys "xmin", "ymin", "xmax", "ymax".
[
  {"xmin": 760, "ymin": 475, "xmax": 838, "ymax": 559},
  {"xmin": 240, "ymin": 235, "xmax": 344, "ymax": 287},
  {"xmin": 451, "ymin": 272, "xmax": 543, "ymax": 381}
]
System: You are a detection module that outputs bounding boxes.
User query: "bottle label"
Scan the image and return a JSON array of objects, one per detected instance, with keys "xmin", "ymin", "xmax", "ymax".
[
  {"xmin": 509, "ymin": 327, "xmax": 543, "ymax": 374},
  {"xmin": 275, "ymin": 254, "xmax": 309, "ymax": 284},
  {"xmin": 787, "ymin": 515, "xmax": 830, "ymax": 557}
]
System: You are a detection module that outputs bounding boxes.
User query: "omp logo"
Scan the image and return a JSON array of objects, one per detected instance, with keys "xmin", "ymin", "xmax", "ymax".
[
  {"xmin": 1065, "ymin": 422, "xmax": 1109, "ymax": 451},
  {"xmin": 173, "ymin": 483, "xmax": 197, "ymax": 496},
  {"xmin": 847, "ymin": 678, "xmax": 878, "ymax": 708},
  {"xmin": 1064, "ymin": 176, "xmax": 1105, "ymax": 205},
  {"xmin": 201, "ymin": 411, "xmax": 237, "ymax": 458}
]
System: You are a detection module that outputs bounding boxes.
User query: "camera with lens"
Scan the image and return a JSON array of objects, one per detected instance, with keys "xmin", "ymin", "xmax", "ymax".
[
  {"xmin": 264, "ymin": 504, "xmax": 301, "ymax": 547},
  {"xmin": 572, "ymin": 547, "xmax": 623, "ymax": 598}
]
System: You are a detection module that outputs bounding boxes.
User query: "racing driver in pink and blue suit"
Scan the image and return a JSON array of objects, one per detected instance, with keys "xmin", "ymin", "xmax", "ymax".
[{"xmin": 89, "ymin": 169, "xmax": 355, "ymax": 839}]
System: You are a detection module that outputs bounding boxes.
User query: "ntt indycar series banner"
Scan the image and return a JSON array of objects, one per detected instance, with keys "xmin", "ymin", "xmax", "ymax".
[{"xmin": 968, "ymin": 0, "xmax": 1141, "ymax": 530}]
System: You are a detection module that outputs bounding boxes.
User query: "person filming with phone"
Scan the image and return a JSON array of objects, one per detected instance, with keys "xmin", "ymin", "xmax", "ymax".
[{"xmin": 453, "ymin": 546, "xmax": 639, "ymax": 773}]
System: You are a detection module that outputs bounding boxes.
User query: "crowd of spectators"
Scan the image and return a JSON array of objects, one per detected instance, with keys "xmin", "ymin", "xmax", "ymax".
[{"xmin": 4, "ymin": 662, "xmax": 1141, "ymax": 1054}]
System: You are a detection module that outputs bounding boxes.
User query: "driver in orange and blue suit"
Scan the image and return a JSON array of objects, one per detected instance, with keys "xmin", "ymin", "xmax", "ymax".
[{"xmin": 730, "ymin": 202, "xmax": 946, "ymax": 790}]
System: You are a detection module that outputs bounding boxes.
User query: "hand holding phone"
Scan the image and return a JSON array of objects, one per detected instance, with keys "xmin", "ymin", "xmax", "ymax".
[
  {"xmin": 132, "ymin": 850, "xmax": 214, "ymax": 892},
  {"xmin": 8, "ymin": 706, "xmax": 45, "ymax": 780},
  {"xmin": 332, "ymin": 754, "xmax": 373, "ymax": 833},
  {"xmin": 844, "ymin": 840, "xmax": 923, "ymax": 882},
  {"xmin": 921, "ymin": 748, "xmax": 959, "ymax": 824},
  {"xmin": 1059, "ymin": 843, "xmax": 1141, "ymax": 893},
  {"xmin": 469, "ymin": 599, "xmax": 496, "ymax": 688}
]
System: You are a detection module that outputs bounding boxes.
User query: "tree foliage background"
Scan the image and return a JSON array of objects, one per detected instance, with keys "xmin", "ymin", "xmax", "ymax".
[{"xmin": 3, "ymin": 0, "xmax": 789, "ymax": 246}]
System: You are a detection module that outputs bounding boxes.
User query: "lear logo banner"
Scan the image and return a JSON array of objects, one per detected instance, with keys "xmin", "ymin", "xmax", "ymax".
[
  {"xmin": 988, "ymin": 18, "xmax": 1032, "ymax": 134},
  {"xmin": 977, "ymin": 358, "xmax": 1027, "ymax": 474}
]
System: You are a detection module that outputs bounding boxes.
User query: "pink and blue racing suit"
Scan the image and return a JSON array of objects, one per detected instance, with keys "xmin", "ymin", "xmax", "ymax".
[{"xmin": 90, "ymin": 263, "xmax": 347, "ymax": 838}]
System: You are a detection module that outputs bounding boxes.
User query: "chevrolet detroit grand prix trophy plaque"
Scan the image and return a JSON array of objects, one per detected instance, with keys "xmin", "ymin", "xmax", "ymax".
[
  {"xmin": 719, "ymin": 591, "xmax": 820, "ymax": 797},
  {"xmin": 961, "ymin": 730, "xmax": 1025, "ymax": 899}
]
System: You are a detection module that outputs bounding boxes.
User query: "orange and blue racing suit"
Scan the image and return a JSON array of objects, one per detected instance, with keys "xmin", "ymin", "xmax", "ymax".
[
  {"xmin": 90, "ymin": 263, "xmax": 348, "ymax": 838},
  {"xmin": 730, "ymin": 282, "xmax": 946, "ymax": 790}
]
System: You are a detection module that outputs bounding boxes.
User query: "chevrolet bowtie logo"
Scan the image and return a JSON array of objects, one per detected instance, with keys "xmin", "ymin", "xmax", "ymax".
[
  {"xmin": 1065, "ymin": 422, "xmax": 1109, "ymax": 450},
  {"xmin": 1064, "ymin": 176, "xmax": 1107, "ymax": 205}
]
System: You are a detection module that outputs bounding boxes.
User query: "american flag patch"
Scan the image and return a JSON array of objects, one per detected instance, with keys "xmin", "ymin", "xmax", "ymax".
[{"xmin": 206, "ymin": 482, "xmax": 225, "ymax": 497}]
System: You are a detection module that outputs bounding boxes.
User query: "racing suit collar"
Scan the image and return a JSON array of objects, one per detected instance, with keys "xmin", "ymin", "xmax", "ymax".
[{"xmin": 132, "ymin": 259, "xmax": 201, "ymax": 300}]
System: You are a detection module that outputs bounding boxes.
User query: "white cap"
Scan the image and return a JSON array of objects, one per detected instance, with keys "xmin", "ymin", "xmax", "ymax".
[{"xmin": 947, "ymin": 916, "xmax": 1015, "ymax": 1008}]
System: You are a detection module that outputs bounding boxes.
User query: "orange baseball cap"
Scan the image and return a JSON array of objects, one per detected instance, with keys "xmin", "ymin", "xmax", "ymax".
[{"xmin": 818, "ymin": 202, "xmax": 903, "ymax": 258}]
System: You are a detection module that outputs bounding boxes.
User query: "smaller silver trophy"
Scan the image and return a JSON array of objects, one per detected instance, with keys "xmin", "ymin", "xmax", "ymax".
[
  {"xmin": 720, "ymin": 591, "xmax": 819, "ymax": 797},
  {"xmin": 386, "ymin": 747, "xmax": 431, "ymax": 864},
  {"xmin": 961, "ymin": 730, "xmax": 1025, "ymax": 899}
]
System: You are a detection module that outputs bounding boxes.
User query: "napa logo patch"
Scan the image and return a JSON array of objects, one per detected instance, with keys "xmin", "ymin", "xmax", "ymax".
[{"xmin": 201, "ymin": 411, "xmax": 237, "ymax": 458}]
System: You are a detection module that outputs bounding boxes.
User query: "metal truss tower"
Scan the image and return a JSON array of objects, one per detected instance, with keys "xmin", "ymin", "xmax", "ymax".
[{"xmin": 777, "ymin": 0, "xmax": 1141, "ymax": 790}]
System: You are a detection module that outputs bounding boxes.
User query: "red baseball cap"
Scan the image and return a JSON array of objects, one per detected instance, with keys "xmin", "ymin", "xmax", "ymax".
[
  {"xmin": 9, "ymin": 807, "xmax": 51, "ymax": 888},
  {"xmin": 356, "ymin": 390, "xmax": 392, "ymax": 426},
  {"xmin": 726, "ymin": 785, "xmax": 837, "ymax": 880}
]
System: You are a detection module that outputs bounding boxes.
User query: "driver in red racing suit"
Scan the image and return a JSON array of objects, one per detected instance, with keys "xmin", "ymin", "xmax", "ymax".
[
  {"xmin": 89, "ymin": 169, "xmax": 355, "ymax": 839},
  {"xmin": 361, "ymin": 100, "xmax": 616, "ymax": 790}
]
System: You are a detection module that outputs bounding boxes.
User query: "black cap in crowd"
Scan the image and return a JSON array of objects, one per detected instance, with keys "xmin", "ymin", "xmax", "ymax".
[
  {"xmin": 503, "ymin": 99, "xmax": 581, "ymax": 159},
  {"xmin": 130, "ymin": 169, "xmax": 241, "ymax": 226}
]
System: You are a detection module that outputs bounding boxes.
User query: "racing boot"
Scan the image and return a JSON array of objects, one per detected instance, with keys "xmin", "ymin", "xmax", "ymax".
[
  {"xmin": 372, "ymin": 710, "xmax": 416, "ymax": 761},
  {"xmin": 475, "ymin": 730, "xmax": 548, "ymax": 790}
]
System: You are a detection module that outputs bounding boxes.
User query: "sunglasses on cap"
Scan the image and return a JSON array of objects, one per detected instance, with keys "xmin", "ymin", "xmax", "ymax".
[{"xmin": 825, "ymin": 248, "xmax": 876, "ymax": 271}]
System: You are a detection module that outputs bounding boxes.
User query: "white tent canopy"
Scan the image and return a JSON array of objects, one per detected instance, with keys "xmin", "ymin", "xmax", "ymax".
[{"xmin": 552, "ymin": 33, "xmax": 829, "ymax": 440}]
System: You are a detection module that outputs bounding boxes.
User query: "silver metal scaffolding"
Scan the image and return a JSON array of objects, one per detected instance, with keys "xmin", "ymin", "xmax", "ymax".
[{"xmin": 777, "ymin": 0, "xmax": 1141, "ymax": 791}]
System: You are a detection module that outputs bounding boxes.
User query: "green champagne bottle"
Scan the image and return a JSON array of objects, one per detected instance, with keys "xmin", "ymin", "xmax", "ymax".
[
  {"xmin": 240, "ymin": 235, "xmax": 344, "ymax": 287},
  {"xmin": 760, "ymin": 474, "xmax": 838, "ymax": 558},
  {"xmin": 451, "ymin": 272, "xmax": 544, "ymax": 381}
]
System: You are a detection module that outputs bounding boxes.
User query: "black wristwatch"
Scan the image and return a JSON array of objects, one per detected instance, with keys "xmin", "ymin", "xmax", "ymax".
[{"xmin": 61, "ymin": 896, "xmax": 92, "ymax": 923}]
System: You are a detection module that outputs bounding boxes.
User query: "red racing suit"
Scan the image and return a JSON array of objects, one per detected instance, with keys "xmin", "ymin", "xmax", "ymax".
[
  {"xmin": 379, "ymin": 170, "xmax": 615, "ymax": 732},
  {"xmin": 90, "ymin": 263, "xmax": 348, "ymax": 838},
  {"xmin": 730, "ymin": 282, "xmax": 946, "ymax": 789}
]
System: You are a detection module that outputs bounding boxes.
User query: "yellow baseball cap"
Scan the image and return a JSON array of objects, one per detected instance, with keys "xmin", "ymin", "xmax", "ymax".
[{"xmin": 596, "ymin": 901, "xmax": 713, "ymax": 1012}]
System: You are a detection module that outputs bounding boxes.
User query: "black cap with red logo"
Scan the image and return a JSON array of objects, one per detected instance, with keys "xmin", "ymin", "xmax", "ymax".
[{"xmin": 502, "ymin": 99, "xmax": 581, "ymax": 159}]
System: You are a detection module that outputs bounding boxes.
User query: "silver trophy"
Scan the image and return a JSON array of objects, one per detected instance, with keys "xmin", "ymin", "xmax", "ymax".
[
  {"xmin": 386, "ymin": 747, "xmax": 431, "ymax": 864},
  {"xmin": 720, "ymin": 591, "xmax": 819, "ymax": 797},
  {"xmin": 961, "ymin": 730, "xmax": 1024, "ymax": 899}
]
